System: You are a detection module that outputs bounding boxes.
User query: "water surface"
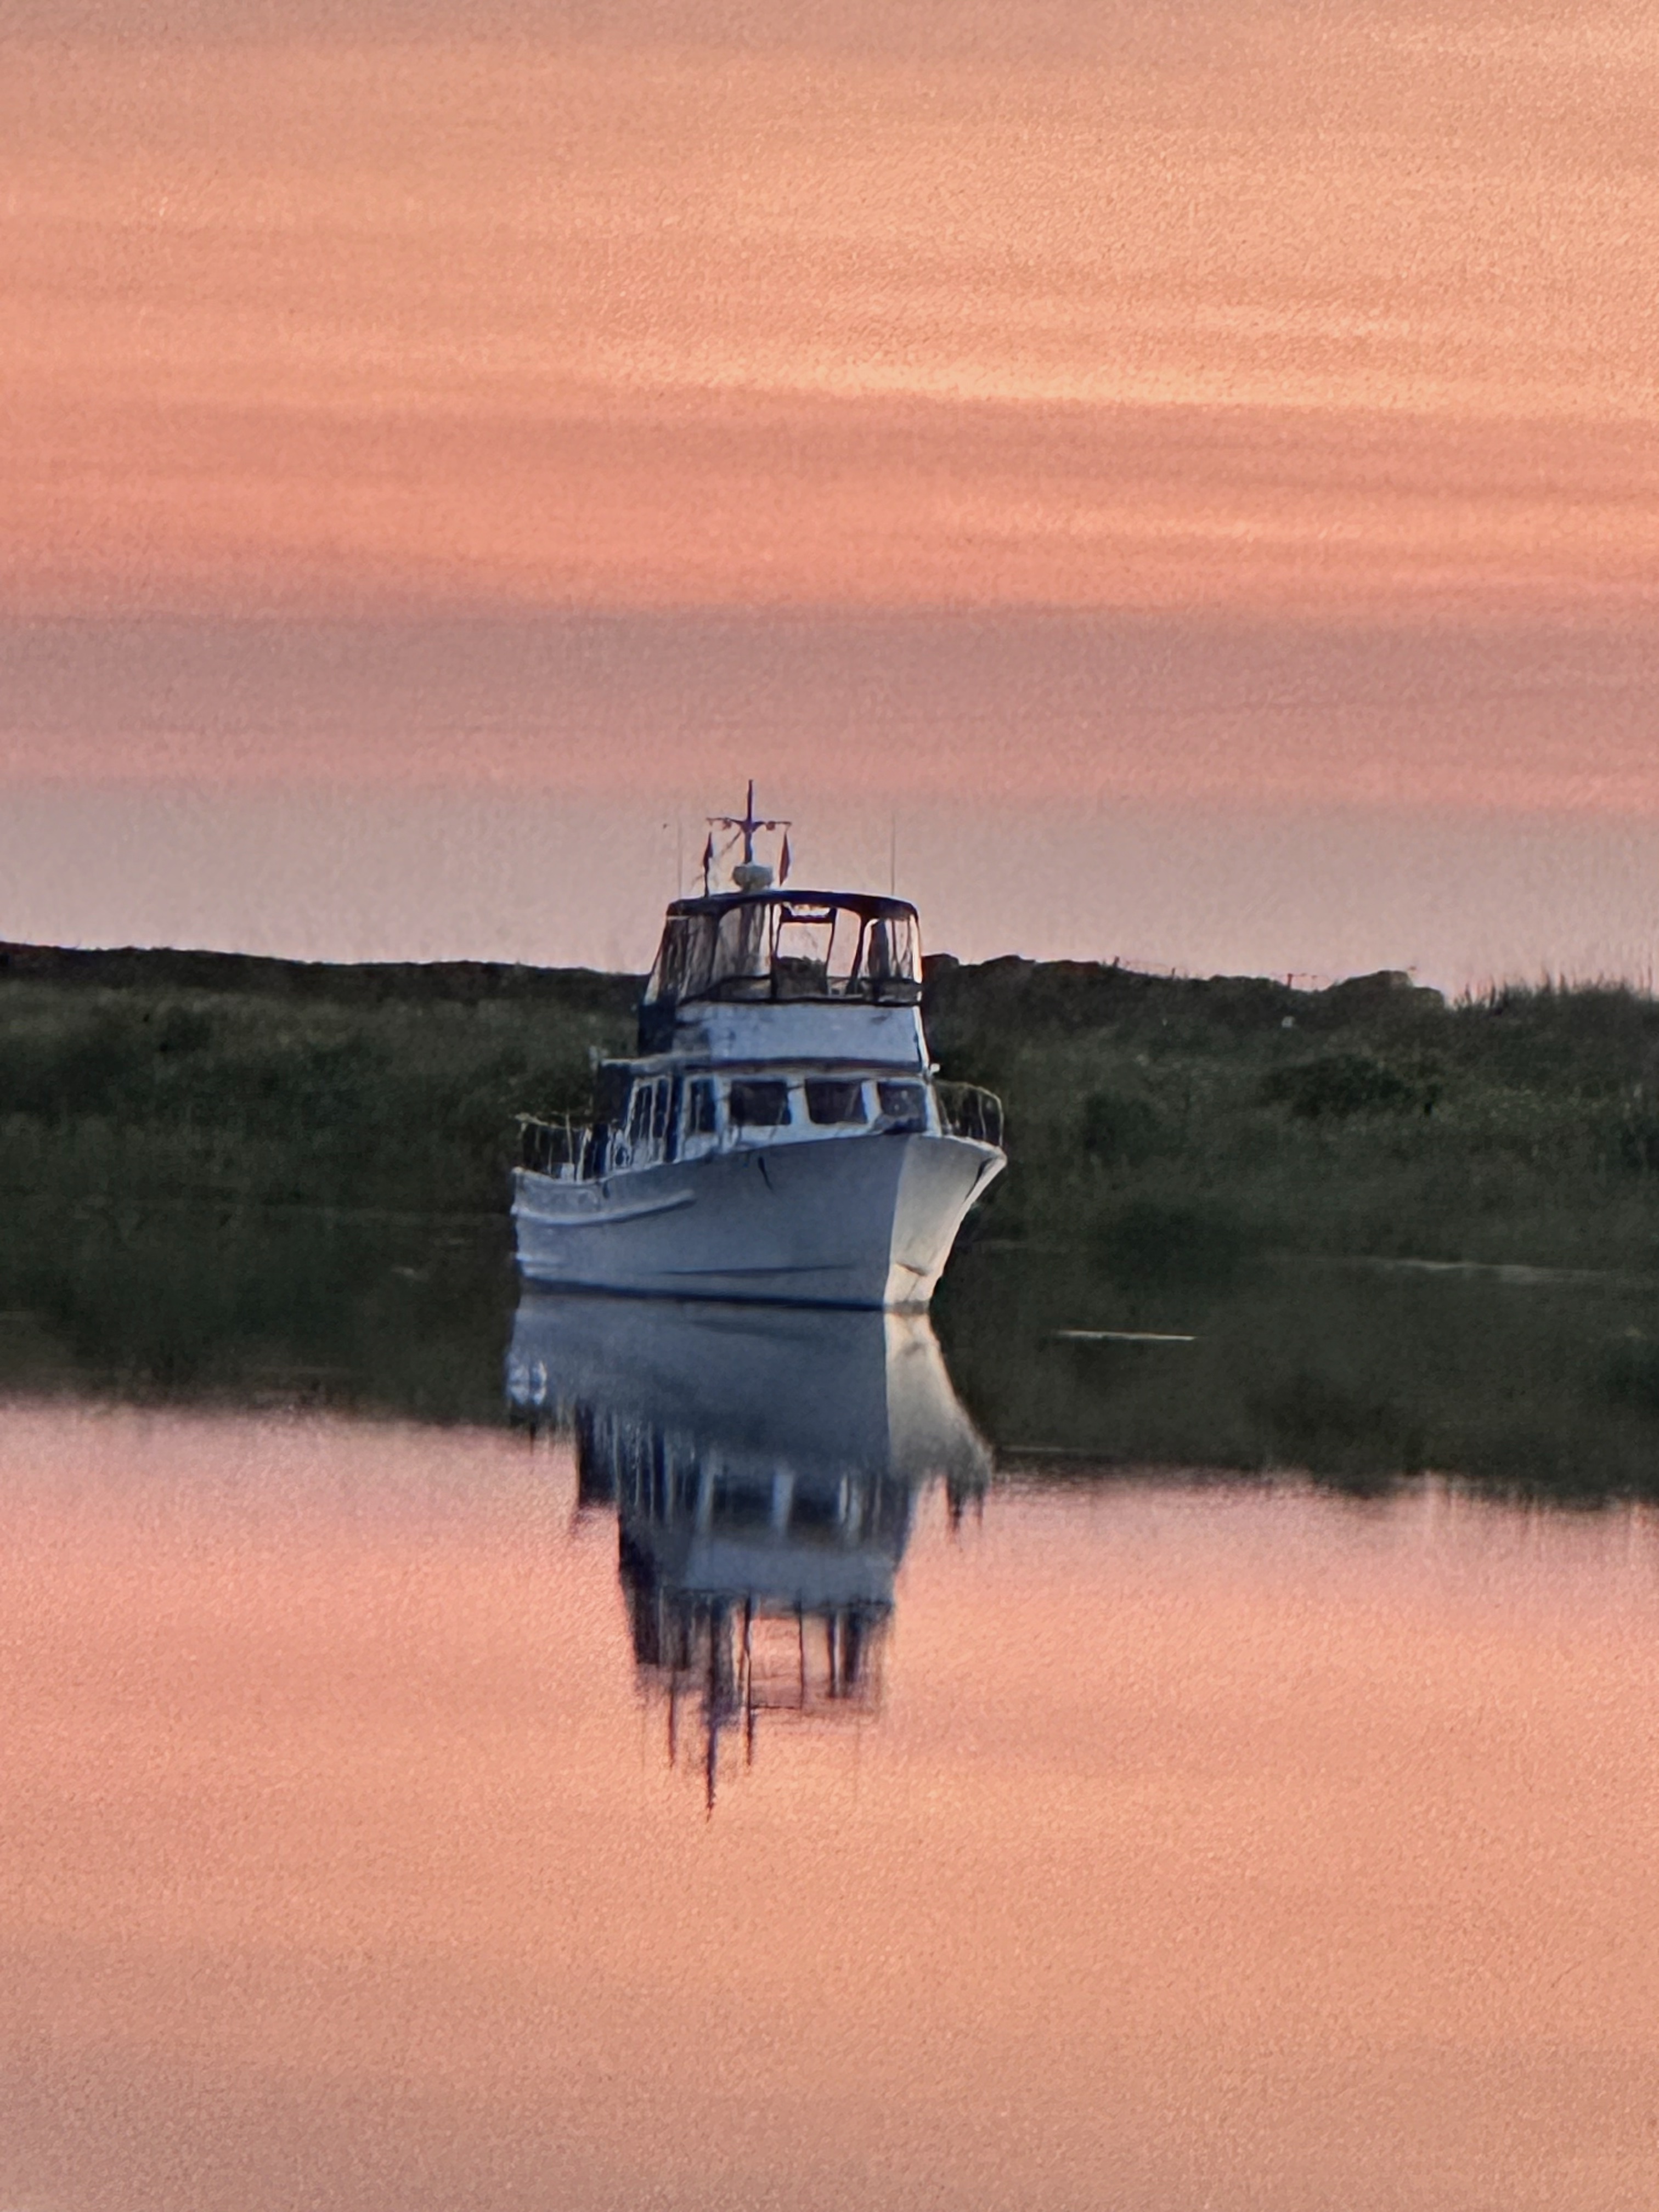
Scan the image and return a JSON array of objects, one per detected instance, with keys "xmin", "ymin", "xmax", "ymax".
[{"xmin": 3, "ymin": 1375, "xmax": 1657, "ymax": 2211}]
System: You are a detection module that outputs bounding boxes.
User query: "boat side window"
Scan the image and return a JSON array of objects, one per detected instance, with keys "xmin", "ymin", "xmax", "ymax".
[
  {"xmin": 652, "ymin": 1082, "xmax": 670, "ymax": 1142},
  {"xmin": 728, "ymin": 1078, "xmax": 792, "ymax": 1128},
  {"xmin": 685, "ymin": 1078, "xmax": 719, "ymax": 1137},
  {"xmin": 876, "ymin": 1080, "xmax": 928, "ymax": 1132},
  {"xmin": 628, "ymin": 1085, "xmax": 653, "ymax": 1145},
  {"xmin": 805, "ymin": 1078, "xmax": 868, "ymax": 1125}
]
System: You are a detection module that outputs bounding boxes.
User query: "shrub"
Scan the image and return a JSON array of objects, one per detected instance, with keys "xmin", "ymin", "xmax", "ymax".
[
  {"xmin": 1079, "ymin": 1089, "xmax": 1166, "ymax": 1167},
  {"xmin": 1606, "ymin": 1337, "xmax": 1659, "ymax": 1412},
  {"xmin": 1262, "ymin": 1053, "xmax": 1422, "ymax": 1120},
  {"xmin": 1617, "ymin": 1099, "xmax": 1659, "ymax": 1173},
  {"xmin": 149, "ymin": 1003, "xmax": 214, "ymax": 1056}
]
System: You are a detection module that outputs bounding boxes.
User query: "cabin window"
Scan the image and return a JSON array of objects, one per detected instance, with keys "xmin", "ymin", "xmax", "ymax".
[
  {"xmin": 627, "ymin": 1086, "xmax": 651, "ymax": 1144},
  {"xmin": 685, "ymin": 1078, "xmax": 718, "ymax": 1137},
  {"xmin": 652, "ymin": 1083, "xmax": 670, "ymax": 1141},
  {"xmin": 805, "ymin": 1079, "xmax": 868, "ymax": 1126},
  {"xmin": 728, "ymin": 1078, "xmax": 792, "ymax": 1128},
  {"xmin": 864, "ymin": 912, "xmax": 921, "ymax": 1001},
  {"xmin": 645, "ymin": 916, "xmax": 695, "ymax": 1002},
  {"xmin": 877, "ymin": 1081, "xmax": 928, "ymax": 1132},
  {"xmin": 642, "ymin": 895, "xmax": 922, "ymax": 1007},
  {"xmin": 710, "ymin": 904, "xmax": 771, "ymax": 995},
  {"xmin": 773, "ymin": 915, "xmax": 834, "ymax": 998}
]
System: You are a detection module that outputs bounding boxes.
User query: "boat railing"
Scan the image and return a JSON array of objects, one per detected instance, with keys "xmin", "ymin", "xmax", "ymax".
[
  {"xmin": 935, "ymin": 1081, "xmax": 1004, "ymax": 1148},
  {"xmin": 518, "ymin": 1113, "xmax": 594, "ymax": 1180}
]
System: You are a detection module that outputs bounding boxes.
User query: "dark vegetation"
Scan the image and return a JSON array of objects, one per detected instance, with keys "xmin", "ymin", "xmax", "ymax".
[
  {"xmin": 0, "ymin": 1197, "xmax": 514, "ymax": 1424},
  {"xmin": 0, "ymin": 941, "xmax": 637, "ymax": 1213},
  {"xmin": 932, "ymin": 1245, "xmax": 1659, "ymax": 1503},
  {"xmin": 922, "ymin": 953, "xmax": 1659, "ymax": 1274},
  {"xmin": 6, "ymin": 939, "xmax": 1659, "ymax": 1493}
]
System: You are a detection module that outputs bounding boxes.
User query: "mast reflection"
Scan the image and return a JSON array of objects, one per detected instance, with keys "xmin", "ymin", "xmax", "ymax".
[{"xmin": 506, "ymin": 1295, "xmax": 989, "ymax": 1804}]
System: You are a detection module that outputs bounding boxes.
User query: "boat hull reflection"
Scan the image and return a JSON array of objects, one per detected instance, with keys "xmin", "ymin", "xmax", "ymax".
[{"xmin": 506, "ymin": 1294, "xmax": 989, "ymax": 1799}]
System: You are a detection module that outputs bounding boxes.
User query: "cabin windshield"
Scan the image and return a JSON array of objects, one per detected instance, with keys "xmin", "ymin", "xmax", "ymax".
[{"xmin": 644, "ymin": 894, "xmax": 921, "ymax": 1008}]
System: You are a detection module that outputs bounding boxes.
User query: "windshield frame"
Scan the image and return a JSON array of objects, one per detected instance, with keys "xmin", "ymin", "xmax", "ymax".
[{"xmin": 644, "ymin": 890, "xmax": 923, "ymax": 1009}]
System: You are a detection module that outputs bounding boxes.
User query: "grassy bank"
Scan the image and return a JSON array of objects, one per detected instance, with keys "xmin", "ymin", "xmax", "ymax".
[
  {"xmin": 9, "ymin": 938, "xmax": 1659, "ymax": 1271},
  {"xmin": 7, "ymin": 939, "xmax": 1659, "ymax": 1491},
  {"xmin": 925, "ymin": 956, "xmax": 1659, "ymax": 1275},
  {"xmin": 0, "ymin": 942, "xmax": 637, "ymax": 1214}
]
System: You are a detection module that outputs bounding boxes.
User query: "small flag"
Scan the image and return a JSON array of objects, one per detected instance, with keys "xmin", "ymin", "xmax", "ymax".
[
  {"xmin": 779, "ymin": 832, "xmax": 791, "ymax": 883},
  {"xmin": 700, "ymin": 832, "xmax": 715, "ymax": 889}
]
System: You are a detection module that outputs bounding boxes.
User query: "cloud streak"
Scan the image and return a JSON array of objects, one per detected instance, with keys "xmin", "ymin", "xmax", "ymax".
[{"xmin": 4, "ymin": 5, "xmax": 1655, "ymax": 616}]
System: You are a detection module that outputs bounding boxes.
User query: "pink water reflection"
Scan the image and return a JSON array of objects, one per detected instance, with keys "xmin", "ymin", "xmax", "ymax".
[{"xmin": 3, "ymin": 1404, "xmax": 1657, "ymax": 2211}]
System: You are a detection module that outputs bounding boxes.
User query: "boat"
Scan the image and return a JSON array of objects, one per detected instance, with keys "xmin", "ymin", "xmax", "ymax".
[
  {"xmin": 504, "ymin": 1290, "xmax": 990, "ymax": 1802},
  {"xmin": 511, "ymin": 786, "xmax": 1005, "ymax": 1308}
]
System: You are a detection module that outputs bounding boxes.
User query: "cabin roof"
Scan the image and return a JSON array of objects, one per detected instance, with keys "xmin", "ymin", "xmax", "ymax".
[{"xmin": 664, "ymin": 888, "xmax": 919, "ymax": 922}]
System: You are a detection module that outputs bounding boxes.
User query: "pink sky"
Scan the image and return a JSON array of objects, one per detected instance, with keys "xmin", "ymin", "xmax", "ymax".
[
  {"xmin": 1, "ymin": 2, "xmax": 1656, "ymax": 968},
  {"xmin": 5, "ymin": 3, "xmax": 1656, "ymax": 620}
]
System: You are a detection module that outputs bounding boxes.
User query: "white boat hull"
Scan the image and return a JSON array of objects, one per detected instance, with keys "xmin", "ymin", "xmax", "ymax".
[{"xmin": 512, "ymin": 1130, "xmax": 1002, "ymax": 1310}]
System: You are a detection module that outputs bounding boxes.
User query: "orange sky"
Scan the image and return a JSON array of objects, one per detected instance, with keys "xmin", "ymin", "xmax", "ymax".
[
  {"xmin": 4, "ymin": 1, "xmax": 1656, "ymax": 619},
  {"xmin": 3, "ymin": 3, "xmax": 1657, "ymax": 971}
]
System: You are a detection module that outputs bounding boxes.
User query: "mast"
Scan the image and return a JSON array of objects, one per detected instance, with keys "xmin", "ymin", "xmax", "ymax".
[{"xmin": 704, "ymin": 782, "xmax": 791, "ymax": 894}]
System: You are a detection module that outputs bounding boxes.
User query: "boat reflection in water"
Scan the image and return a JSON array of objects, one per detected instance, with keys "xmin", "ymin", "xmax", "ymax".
[{"xmin": 506, "ymin": 1293, "xmax": 989, "ymax": 1803}]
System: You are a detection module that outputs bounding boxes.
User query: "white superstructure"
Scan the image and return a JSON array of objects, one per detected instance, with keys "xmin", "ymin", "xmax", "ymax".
[{"xmin": 511, "ymin": 792, "xmax": 1005, "ymax": 1308}]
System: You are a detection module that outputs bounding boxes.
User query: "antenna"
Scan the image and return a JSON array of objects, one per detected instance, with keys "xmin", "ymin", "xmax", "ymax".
[{"xmin": 706, "ymin": 781, "xmax": 792, "ymax": 893}]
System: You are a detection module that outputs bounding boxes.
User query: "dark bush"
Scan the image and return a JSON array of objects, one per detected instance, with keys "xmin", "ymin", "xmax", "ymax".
[
  {"xmin": 1606, "ymin": 1337, "xmax": 1659, "ymax": 1412},
  {"xmin": 1262, "ymin": 1053, "xmax": 1421, "ymax": 1120},
  {"xmin": 1079, "ymin": 1089, "xmax": 1166, "ymax": 1167},
  {"xmin": 149, "ymin": 1003, "xmax": 214, "ymax": 1056},
  {"xmin": 1617, "ymin": 1101, "xmax": 1659, "ymax": 1173},
  {"xmin": 0, "ymin": 1024, "xmax": 141, "ymax": 1120}
]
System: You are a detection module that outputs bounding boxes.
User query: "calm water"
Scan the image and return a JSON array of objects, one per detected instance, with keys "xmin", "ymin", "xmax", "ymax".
[{"xmin": 3, "ymin": 1293, "xmax": 1659, "ymax": 2211}]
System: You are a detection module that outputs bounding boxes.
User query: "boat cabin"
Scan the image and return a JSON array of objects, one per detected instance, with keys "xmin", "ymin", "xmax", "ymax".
[
  {"xmin": 518, "ymin": 1059, "xmax": 1001, "ymax": 1183},
  {"xmin": 641, "ymin": 890, "xmax": 921, "ymax": 1048}
]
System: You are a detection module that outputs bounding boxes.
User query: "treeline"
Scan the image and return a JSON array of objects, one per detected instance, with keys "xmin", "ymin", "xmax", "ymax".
[{"xmin": 7, "ymin": 938, "xmax": 1659, "ymax": 1269}]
